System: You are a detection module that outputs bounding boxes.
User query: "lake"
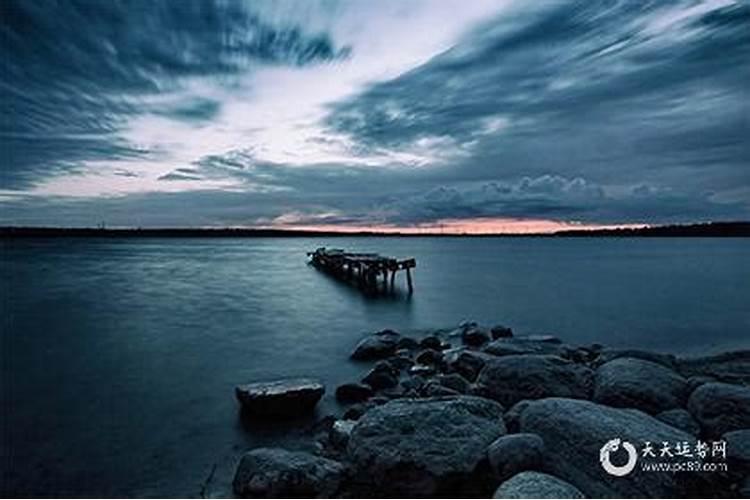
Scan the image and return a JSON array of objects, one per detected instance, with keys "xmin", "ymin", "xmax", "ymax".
[{"xmin": 1, "ymin": 237, "xmax": 748, "ymax": 496}]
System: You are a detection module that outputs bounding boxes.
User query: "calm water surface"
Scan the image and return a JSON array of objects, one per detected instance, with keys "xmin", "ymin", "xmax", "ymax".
[{"xmin": 2, "ymin": 237, "xmax": 749, "ymax": 496}]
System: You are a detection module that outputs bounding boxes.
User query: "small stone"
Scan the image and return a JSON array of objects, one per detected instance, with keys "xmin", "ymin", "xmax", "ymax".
[
  {"xmin": 422, "ymin": 381, "xmax": 460, "ymax": 397},
  {"xmin": 235, "ymin": 378, "xmax": 325, "ymax": 417},
  {"xmin": 420, "ymin": 335, "xmax": 442, "ymax": 350},
  {"xmin": 462, "ymin": 326, "xmax": 491, "ymax": 346},
  {"xmin": 396, "ymin": 336, "xmax": 420, "ymax": 350},
  {"xmin": 449, "ymin": 351, "xmax": 489, "ymax": 382},
  {"xmin": 335, "ymin": 383, "xmax": 373, "ymax": 404},
  {"xmin": 491, "ymin": 325, "xmax": 514, "ymax": 339},
  {"xmin": 409, "ymin": 363, "xmax": 436, "ymax": 377},
  {"xmin": 487, "ymin": 433, "xmax": 545, "ymax": 481},
  {"xmin": 329, "ymin": 419, "xmax": 356, "ymax": 449},
  {"xmin": 415, "ymin": 348, "xmax": 443, "ymax": 365},
  {"xmin": 493, "ymin": 471, "xmax": 584, "ymax": 499},
  {"xmin": 350, "ymin": 330, "xmax": 400, "ymax": 360},
  {"xmin": 342, "ymin": 402, "xmax": 374, "ymax": 421},
  {"xmin": 362, "ymin": 368, "xmax": 398, "ymax": 391}
]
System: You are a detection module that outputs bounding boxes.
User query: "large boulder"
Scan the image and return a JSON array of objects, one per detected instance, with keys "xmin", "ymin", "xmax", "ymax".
[
  {"xmin": 350, "ymin": 330, "xmax": 401, "ymax": 360},
  {"xmin": 592, "ymin": 348, "xmax": 677, "ymax": 369},
  {"xmin": 235, "ymin": 378, "xmax": 324, "ymax": 417},
  {"xmin": 462, "ymin": 326, "xmax": 491, "ymax": 346},
  {"xmin": 487, "ymin": 433, "xmax": 545, "ymax": 481},
  {"xmin": 232, "ymin": 448, "xmax": 344, "ymax": 498},
  {"xmin": 347, "ymin": 396, "xmax": 506, "ymax": 496},
  {"xmin": 655, "ymin": 409, "xmax": 700, "ymax": 436},
  {"xmin": 723, "ymin": 429, "xmax": 750, "ymax": 470},
  {"xmin": 493, "ymin": 471, "xmax": 584, "ymax": 499},
  {"xmin": 444, "ymin": 349, "xmax": 494, "ymax": 382},
  {"xmin": 688, "ymin": 382, "xmax": 750, "ymax": 437},
  {"xmin": 484, "ymin": 338, "xmax": 564, "ymax": 357},
  {"xmin": 593, "ymin": 357, "xmax": 689, "ymax": 414},
  {"xmin": 474, "ymin": 355, "xmax": 593, "ymax": 407},
  {"xmin": 518, "ymin": 398, "xmax": 699, "ymax": 497},
  {"xmin": 677, "ymin": 350, "xmax": 750, "ymax": 385}
]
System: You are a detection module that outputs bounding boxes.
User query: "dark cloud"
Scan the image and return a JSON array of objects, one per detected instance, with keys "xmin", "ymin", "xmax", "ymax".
[
  {"xmin": 0, "ymin": 0, "xmax": 348, "ymax": 189},
  {"xmin": 325, "ymin": 0, "xmax": 750, "ymax": 222}
]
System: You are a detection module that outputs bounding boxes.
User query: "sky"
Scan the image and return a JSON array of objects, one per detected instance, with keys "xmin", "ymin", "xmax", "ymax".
[{"xmin": 1, "ymin": 0, "xmax": 748, "ymax": 232}]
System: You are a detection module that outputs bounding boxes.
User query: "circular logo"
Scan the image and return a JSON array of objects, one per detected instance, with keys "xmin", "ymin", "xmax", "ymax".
[{"xmin": 600, "ymin": 438, "xmax": 638, "ymax": 476}]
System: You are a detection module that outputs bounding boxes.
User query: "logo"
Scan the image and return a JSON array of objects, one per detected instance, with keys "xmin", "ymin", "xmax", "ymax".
[{"xmin": 600, "ymin": 438, "xmax": 638, "ymax": 476}]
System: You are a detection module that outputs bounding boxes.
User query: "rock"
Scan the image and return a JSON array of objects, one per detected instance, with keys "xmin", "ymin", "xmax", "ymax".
[
  {"xmin": 415, "ymin": 348, "xmax": 443, "ymax": 365},
  {"xmin": 347, "ymin": 396, "xmax": 506, "ymax": 496},
  {"xmin": 740, "ymin": 476, "xmax": 750, "ymax": 498},
  {"xmin": 487, "ymin": 433, "xmax": 545, "ymax": 481},
  {"xmin": 687, "ymin": 375, "xmax": 716, "ymax": 392},
  {"xmin": 408, "ymin": 364, "xmax": 436, "ymax": 377},
  {"xmin": 593, "ymin": 357, "xmax": 689, "ymax": 414},
  {"xmin": 677, "ymin": 350, "xmax": 750, "ymax": 385},
  {"xmin": 474, "ymin": 355, "xmax": 593, "ymax": 407},
  {"xmin": 400, "ymin": 375, "xmax": 426, "ymax": 392},
  {"xmin": 330, "ymin": 419, "xmax": 356, "ymax": 449},
  {"xmin": 396, "ymin": 336, "xmax": 420, "ymax": 350},
  {"xmin": 362, "ymin": 367, "xmax": 398, "ymax": 391},
  {"xmin": 655, "ymin": 409, "xmax": 701, "ymax": 436},
  {"xmin": 436, "ymin": 373, "xmax": 471, "ymax": 394},
  {"xmin": 592, "ymin": 348, "xmax": 677, "ymax": 369},
  {"xmin": 342, "ymin": 402, "xmax": 374, "ymax": 421},
  {"xmin": 448, "ymin": 350, "xmax": 492, "ymax": 382},
  {"xmin": 335, "ymin": 383, "xmax": 374, "ymax": 404},
  {"xmin": 462, "ymin": 326, "xmax": 491, "ymax": 346},
  {"xmin": 519, "ymin": 398, "xmax": 698, "ymax": 497},
  {"xmin": 422, "ymin": 381, "xmax": 461, "ymax": 397},
  {"xmin": 688, "ymin": 382, "xmax": 750, "ymax": 437},
  {"xmin": 351, "ymin": 330, "xmax": 401, "ymax": 360},
  {"xmin": 420, "ymin": 335, "xmax": 442, "ymax": 350},
  {"xmin": 235, "ymin": 378, "xmax": 325, "ymax": 417},
  {"xmin": 521, "ymin": 334, "xmax": 561, "ymax": 344},
  {"xmin": 459, "ymin": 320, "xmax": 478, "ymax": 330},
  {"xmin": 388, "ymin": 355, "xmax": 414, "ymax": 371},
  {"xmin": 491, "ymin": 325, "xmax": 513, "ymax": 339},
  {"xmin": 484, "ymin": 338, "xmax": 565, "ymax": 357},
  {"xmin": 723, "ymin": 429, "xmax": 750, "ymax": 469},
  {"xmin": 503, "ymin": 400, "xmax": 532, "ymax": 433},
  {"xmin": 233, "ymin": 447, "xmax": 344, "ymax": 498},
  {"xmin": 492, "ymin": 471, "xmax": 584, "ymax": 499}
]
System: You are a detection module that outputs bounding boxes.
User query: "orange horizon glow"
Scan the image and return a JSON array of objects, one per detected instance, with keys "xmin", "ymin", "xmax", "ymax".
[{"xmin": 258, "ymin": 217, "xmax": 649, "ymax": 235}]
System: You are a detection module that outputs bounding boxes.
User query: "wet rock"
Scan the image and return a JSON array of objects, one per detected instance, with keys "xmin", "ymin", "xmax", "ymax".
[
  {"xmin": 335, "ymin": 383, "xmax": 374, "ymax": 404},
  {"xmin": 522, "ymin": 334, "xmax": 561, "ymax": 344},
  {"xmin": 400, "ymin": 374, "xmax": 426, "ymax": 392},
  {"xmin": 447, "ymin": 350, "xmax": 492, "ymax": 382},
  {"xmin": 396, "ymin": 336, "xmax": 420, "ymax": 350},
  {"xmin": 459, "ymin": 320, "xmax": 478, "ymax": 330},
  {"xmin": 409, "ymin": 364, "xmax": 436, "ymax": 377},
  {"xmin": 655, "ymin": 408, "xmax": 701, "ymax": 436},
  {"xmin": 593, "ymin": 357, "xmax": 689, "ymax": 414},
  {"xmin": 519, "ymin": 398, "xmax": 698, "ymax": 497},
  {"xmin": 677, "ymin": 350, "xmax": 750, "ymax": 385},
  {"xmin": 490, "ymin": 325, "xmax": 513, "ymax": 339},
  {"xmin": 420, "ymin": 335, "xmax": 442, "ymax": 350},
  {"xmin": 415, "ymin": 348, "xmax": 443, "ymax": 365},
  {"xmin": 487, "ymin": 433, "xmax": 545, "ymax": 481},
  {"xmin": 235, "ymin": 378, "xmax": 325, "ymax": 417},
  {"xmin": 350, "ymin": 330, "xmax": 401, "ymax": 360},
  {"xmin": 592, "ymin": 348, "xmax": 677, "ymax": 369},
  {"xmin": 687, "ymin": 375, "xmax": 716, "ymax": 392},
  {"xmin": 342, "ymin": 402, "xmax": 374, "ymax": 421},
  {"xmin": 688, "ymin": 382, "xmax": 750, "ymax": 437},
  {"xmin": 233, "ymin": 447, "xmax": 344, "ymax": 498},
  {"xmin": 462, "ymin": 326, "xmax": 491, "ymax": 346},
  {"xmin": 329, "ymin": 420, "xmax": 356, "ymax": 449},
  {"xmin": 362, "ymin": 366, "xmax": 398, "ymax": 391},
  {"xmin": 723, "ymin": 429, "xmax": 750, "ymax": 469},
  {"xmin": 422, "ymin": 381, "xmax": 461, "ymax": 397},
  {"xmin": 388, "ymin": 354, "xmax": 414, "ymax": 371},
  {"xmin": 483, "ymin": 341, "xmax": 538, "ymax": 357},
  {"xmin": 436, "ymin": 373, "xmax": 471, "ymax": 394},
  {"xmin": 347, "ymin": 396, "xmax": 506, "ymax": 496},
  {"xmin": 474, "ymin": 355, "xmax": 593, "ymax": 407},
  {"xmin": 492, "ymin": 471, "xmax": 584, "ymax": 499}
]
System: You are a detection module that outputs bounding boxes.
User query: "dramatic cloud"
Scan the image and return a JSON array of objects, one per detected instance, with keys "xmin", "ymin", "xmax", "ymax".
[{"xmin": 1, "ymin": 0, "xmax": 748, "ymax": 229}]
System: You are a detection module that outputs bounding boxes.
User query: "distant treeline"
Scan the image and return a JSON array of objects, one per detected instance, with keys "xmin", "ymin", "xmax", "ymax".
[{"xmin": 1, "ymin": 222, "xmax": 748, "ymax": 238}]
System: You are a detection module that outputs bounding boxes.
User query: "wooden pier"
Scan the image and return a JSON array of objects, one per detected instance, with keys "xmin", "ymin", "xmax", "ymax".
[{"xmin": 307, "ymin": 247, "xmax": 416, "ymax": 294}]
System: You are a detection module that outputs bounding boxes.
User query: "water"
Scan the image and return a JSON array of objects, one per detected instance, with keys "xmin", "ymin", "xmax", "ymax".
[{"xmin": 2, "ymin": 237, "xmax": 748, "ymax": 497}]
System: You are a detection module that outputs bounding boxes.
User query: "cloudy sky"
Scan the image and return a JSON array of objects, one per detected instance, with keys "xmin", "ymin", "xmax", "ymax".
[{"xmin": 1, "ymin": 0, "xmax": 748, "ymax": 232}]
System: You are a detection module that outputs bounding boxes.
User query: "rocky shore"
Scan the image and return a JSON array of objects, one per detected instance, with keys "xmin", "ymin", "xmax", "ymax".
[{"xmin": 231, "ymin": 323, "xmax": 750, "ymax": 498}]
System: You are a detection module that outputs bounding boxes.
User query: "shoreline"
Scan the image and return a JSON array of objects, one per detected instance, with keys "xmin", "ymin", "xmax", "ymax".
[{"xmin": 229, "ymin": 323, "xmax": 750, "ymax": 498}]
